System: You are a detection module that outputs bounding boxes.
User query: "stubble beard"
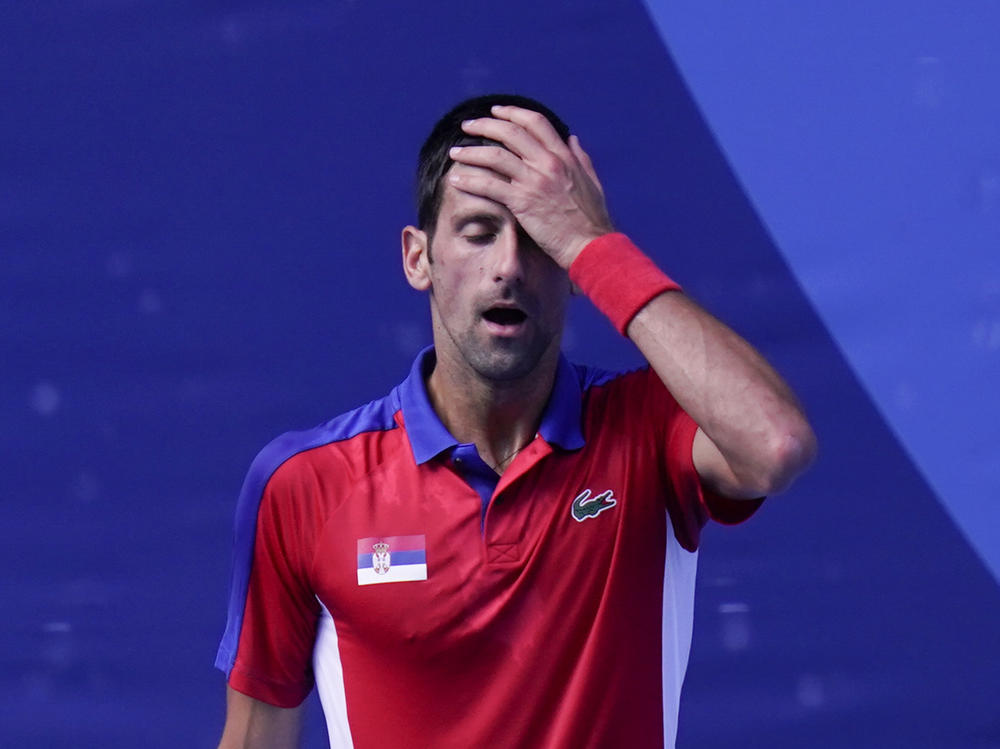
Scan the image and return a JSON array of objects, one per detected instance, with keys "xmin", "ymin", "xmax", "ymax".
[
  {"xmin": 442, "ymin": 316, "xmax": 558, "ymax": 385},
  {"xmin": 467, "ymin": 335, "xmax": 549, "ymax": 383}
]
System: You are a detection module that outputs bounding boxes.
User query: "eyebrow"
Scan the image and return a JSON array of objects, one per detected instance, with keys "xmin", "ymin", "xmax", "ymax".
[{"xmin": 452, "ymin": 212, "xmax": 505, "ymax": 233}]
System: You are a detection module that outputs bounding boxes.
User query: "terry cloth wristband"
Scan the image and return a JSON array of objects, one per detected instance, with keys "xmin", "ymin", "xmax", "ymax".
[{"xmin": 569, "ymin": 233, "xmax": 682, "ymax": 335}]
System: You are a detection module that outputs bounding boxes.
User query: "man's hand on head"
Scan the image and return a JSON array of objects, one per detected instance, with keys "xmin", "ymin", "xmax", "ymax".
[{"xmin": 446, "ymin": 104, "xmax": 615, "ymax": 269}]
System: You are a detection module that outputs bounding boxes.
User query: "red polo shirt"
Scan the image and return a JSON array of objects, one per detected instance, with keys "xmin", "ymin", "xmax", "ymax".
[{"xmin": 216, "ymin": 348, "xmax": 761, "ymax": 748}]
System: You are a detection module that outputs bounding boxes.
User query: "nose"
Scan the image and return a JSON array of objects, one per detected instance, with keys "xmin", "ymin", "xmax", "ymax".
[{"xmin": 491, "ymin": 227, "xmax": 530, "ymax": 284}]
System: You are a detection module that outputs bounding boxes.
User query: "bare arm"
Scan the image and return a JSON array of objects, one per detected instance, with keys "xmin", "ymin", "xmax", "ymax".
[
  {"xmin": 449, "ymin": 105, "xmax": 817, "ymax": 498},
  {"xmin": 218, "ymin": 685, "xmax": 304, "ymax": 749},
  {"xmin": 628, "ymin": 291, "xmax": 815, "ymax": 497}
]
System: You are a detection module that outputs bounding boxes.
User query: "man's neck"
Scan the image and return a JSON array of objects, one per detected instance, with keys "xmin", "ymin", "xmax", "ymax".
[{"xmin": 426, "ymin": 349, "xmax": 559, "ymax": 475}]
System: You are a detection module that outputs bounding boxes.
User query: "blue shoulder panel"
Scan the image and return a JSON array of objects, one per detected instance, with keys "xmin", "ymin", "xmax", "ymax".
[{"xmin": 214, "ymin": 391, "xmax": 400, "ymax": 675}]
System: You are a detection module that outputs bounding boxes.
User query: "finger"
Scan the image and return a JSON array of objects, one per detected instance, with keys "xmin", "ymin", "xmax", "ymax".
[
  {"xmin": 460, "ymin": 116, "xmax": 550, "ymax": 163},
  {"xmin": 569, "ymin": 135, "xmax": 604, "ymax": 192},
  {"xmin": 490, "ymin": 105, "xmax": 574, "ymax": 160},
  {"xmin": 449, "ymin": 161, "xmax": 511, "ymax": 186},
  {"xmin": 449, "ymin": 145, "xmax": 529, "ymax": 183},
  {"xmin": 462, "ymin": 117, "xmax": 569, "ymax": 191},
  {"xmin": 447, "ymin": 166, "xmax": 514, "ymax": 205}
]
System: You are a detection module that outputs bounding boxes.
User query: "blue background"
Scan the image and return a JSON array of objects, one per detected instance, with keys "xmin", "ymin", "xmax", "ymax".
[{"xmin": 4, "ymin": 1, "xmax": 998, "ymax": 746}]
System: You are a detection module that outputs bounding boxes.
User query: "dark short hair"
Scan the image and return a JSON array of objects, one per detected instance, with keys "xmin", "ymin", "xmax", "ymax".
[{"xmin": 415, "ymin": 94, "xmax": 571, "ymax": 236}]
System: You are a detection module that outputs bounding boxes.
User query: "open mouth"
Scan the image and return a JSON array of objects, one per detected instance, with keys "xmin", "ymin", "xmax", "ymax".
[{"xmin": 483, "ymin": 307, "xmax": 527, "ymax": 326}]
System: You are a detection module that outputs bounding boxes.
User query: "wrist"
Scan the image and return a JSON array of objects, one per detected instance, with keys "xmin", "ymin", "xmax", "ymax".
[
  {"xmin": 568, "ymin": 233, "xmax": 681, "ymax": 335},
  {"xmin": 560, "ymin": 231, "xmax": 605, "ymax": 270}
]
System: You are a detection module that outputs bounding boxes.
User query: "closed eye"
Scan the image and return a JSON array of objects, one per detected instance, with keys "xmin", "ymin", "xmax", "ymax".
[
  {"xmin": 454, "ymin": 213, "xmax": 503, "ymax": 246},
  {"xmin": 464, "ymin": 232, "xmax": 497, "ymax": 246}
]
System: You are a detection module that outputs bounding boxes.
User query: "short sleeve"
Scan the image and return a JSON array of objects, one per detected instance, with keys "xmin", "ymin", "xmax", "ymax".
[{"xmin": 216, "ymin": 453, "xmax": 322, "ymax": 708}]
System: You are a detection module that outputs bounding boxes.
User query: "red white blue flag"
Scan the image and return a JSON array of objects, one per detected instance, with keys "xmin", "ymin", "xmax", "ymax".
[{"xmin": 356, "ymin": 534, "xmax": 427, "ymax": 585}]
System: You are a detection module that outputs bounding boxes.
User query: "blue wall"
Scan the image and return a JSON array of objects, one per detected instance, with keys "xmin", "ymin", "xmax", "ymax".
[{"xmin": 4, "ymin": 2, "xmax": 998, "ymax": 746}]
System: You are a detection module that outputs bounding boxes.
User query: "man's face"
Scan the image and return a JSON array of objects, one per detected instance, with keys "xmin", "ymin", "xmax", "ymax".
[{"xmin": 420, "ymin": 177, "xmax": 570, "ymax": 383}]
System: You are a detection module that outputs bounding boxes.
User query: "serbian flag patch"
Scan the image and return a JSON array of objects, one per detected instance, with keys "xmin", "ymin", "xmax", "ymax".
[{"xmin": 357, "ymin": 534, "xmax": 428, "ymax": 585}]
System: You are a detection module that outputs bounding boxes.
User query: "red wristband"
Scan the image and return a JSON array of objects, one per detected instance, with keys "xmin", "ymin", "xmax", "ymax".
[{"xmin": 568, "ymin": 233, "xmax": 681, "ymax": 335}]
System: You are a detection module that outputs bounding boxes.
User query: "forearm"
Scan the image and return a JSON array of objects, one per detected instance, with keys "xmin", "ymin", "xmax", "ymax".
[
  {"xmin": 628, "ymin": 289, "xmax": 816, "ymax": 495},
  {"xmin": 569, "ymin": 233, "xmax": 816, "ymax": 497}
]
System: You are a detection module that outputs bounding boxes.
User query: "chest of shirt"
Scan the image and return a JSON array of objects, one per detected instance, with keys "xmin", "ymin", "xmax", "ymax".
[{"xmin": 302, "ymin": 432, "xmax": 670, "ymax": 658}]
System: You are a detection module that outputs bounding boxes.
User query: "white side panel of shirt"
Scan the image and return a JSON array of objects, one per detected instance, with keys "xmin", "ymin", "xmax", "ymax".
[
  {"xmin": 660, "ymin": 511, "xmax": 699, "ymax": 749},
  {"xmin": 314, "ymin": 600, "xmax": 354, "ymax": 749}
]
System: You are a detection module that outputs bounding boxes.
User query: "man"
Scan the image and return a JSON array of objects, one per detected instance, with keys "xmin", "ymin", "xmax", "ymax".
[{"xmin": 215, "ymin": 94, "xmax": 816, "ymax": 748}]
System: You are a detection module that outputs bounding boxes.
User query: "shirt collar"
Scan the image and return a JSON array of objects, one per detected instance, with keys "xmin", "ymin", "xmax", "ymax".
[{"xmin": 399, "ymin": 346, "xmax": 585, "ymax": 465}]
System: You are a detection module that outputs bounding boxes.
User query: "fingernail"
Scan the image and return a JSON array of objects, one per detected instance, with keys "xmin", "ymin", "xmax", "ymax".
[
  {"xmin": 461, "ymin": 119, "xmax": 474, "ymax": 127},
  {"xmin": 449, "ymin": 146, "xmax": 462, "ymax": 156}
]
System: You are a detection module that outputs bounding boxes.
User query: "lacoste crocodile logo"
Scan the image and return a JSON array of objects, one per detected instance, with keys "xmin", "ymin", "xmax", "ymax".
[{"xmin": 571, "ymin": 488, "xmax": 618, "ymax": 522}]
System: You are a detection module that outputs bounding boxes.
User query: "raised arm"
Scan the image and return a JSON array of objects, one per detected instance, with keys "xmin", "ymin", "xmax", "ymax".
[
  {"xmin": 218, "ymin": 686, "xmax": 304, "ymax": 749},
  {"xmin": 447, "ymin": 105, "xmax": 816, "ymax": 498},
  {"xmin": 626, "ymin": 288, "xmax": 815, "ymax": 497}
]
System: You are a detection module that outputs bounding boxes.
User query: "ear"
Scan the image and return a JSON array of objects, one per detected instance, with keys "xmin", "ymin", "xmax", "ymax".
[{"xmin": 401, "ymin": 225, "xmax": 432, "ymax": 291}]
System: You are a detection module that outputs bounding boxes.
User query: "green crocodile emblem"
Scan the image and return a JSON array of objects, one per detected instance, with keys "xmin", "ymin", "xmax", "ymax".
[{"xmin": 571, "ymin": 488, "xmax": 618, "ymax": 522}]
